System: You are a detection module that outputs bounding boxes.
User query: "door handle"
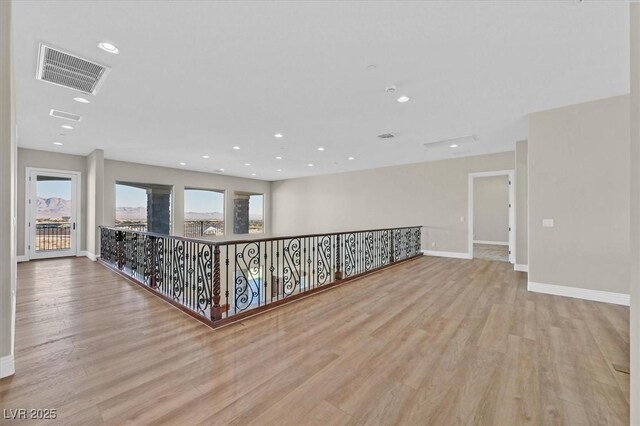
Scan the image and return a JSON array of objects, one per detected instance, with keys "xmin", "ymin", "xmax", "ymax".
[{"xmin": 73, "ymin": 222, "xmax": 76, "ymax": 230}]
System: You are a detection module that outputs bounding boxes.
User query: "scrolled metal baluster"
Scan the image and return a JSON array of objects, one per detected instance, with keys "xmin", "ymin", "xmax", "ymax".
[{"xmin": 211, "ymin": 244, "xmax": 222, "ymax": 321}]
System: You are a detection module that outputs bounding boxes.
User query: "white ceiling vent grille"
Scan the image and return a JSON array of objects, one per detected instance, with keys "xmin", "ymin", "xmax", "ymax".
[
  {"xmin": 49, "ymin": 109, "xmax": 82, "ymax": 122},
  {"xmin": 36, "ymin": 44, "xmax": 111, "ymax": 95},
  {"xmin": 423, "ymin": 134, "xmax": 478, "ymax": 149}
]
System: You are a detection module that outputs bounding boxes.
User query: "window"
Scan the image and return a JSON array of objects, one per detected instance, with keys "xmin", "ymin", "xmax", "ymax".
[
  {"xmin": 249, "ymin": 194, "xmax": 264, "ymax": 234},
  {"xmin": 115, "ymin": 183, "xmax": 148, "ymax": 231},
  {"xmin": 184, "ymin": 188, "xmax": 225, "ymax": 237},
  {"xmin": 233, "ymin": 192, "xmax": 264, "ymax": 234},
  {"xmin": 115, "ymin": 182, "xmax": 172, "ymax": 234}
]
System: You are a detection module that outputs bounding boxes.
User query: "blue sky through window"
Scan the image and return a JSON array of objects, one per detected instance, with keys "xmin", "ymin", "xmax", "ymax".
[
  {"xmin": 37, "ymin": 180, "xmax": 71, "ymax": 200},
  {"xmin": 185, "ymin": 189, "xmax": 224, "ymax": 213}
]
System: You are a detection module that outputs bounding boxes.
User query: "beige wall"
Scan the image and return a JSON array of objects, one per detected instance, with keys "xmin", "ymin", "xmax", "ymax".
[
  {"xmin": 515, "ymin": 140, "xmax": 528, "ymax": 266},
  {"xmin": 272, "ymin": 151, "xmax": 514, "ymax": 253},
  {"xmin": 529, "ymin": 95, "xmax": 630, "ymax": 294},
  {"xmin": 0, "ymin": 0, "xmax": 16, "ymax": 377},
  {"xmin": 629, "ymin": 3, "xmax": 639, "ymax": 423},
  {"xmin": 473, "ymin": 175, "xmax": 509, "ymax": 243},
  {"xmin": 103, "ymin": 159, "xmax": 271, "ymax": 239},
  {"xmin": 17, "ymin": 148, "xmax": 88, "ymax": 256}
]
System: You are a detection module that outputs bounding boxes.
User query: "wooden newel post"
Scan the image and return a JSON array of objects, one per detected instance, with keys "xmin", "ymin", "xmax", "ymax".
[
  {"xmin": 116, "ymin": 230, "xmax": 125, "ymax": 270},
  {"xmin": 211, "ymin": 245, "xmax": 222, "ymax": 321},
  {"xmin": 390, "ymin": 229, "xmax": 395, "ymax": 263},
  {"xmin": 335, "ymin": 234, "xmax": 343, "ymax": 280}
]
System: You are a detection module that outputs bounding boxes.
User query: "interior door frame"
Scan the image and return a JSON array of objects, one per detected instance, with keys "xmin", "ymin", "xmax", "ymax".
[
  {"xmin": 24, "ymin": 167, "xmax": 82, "ymax": 261},
  {"xmin": 467, "ymin": 170, "xmax": 515, "ymax": 263}
]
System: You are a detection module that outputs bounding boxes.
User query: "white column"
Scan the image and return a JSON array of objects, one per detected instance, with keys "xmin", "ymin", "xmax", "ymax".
[
  {"xmin": 86, "ymin": 149, "xmax": 104, "ymax": 259},
  {"xmin": 0, "ymin": 0, "xmax": 17, "ymax": 379}
]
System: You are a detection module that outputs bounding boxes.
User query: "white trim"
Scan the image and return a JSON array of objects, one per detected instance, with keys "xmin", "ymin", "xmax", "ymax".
[
  {"xmin": 16, "ymin": 255, "xmax": 27, "ymax": 263},
  {"xmin": 528, "ymin": 281, "xmax": 630, "ymax": 306},
  {"xmin": 422, "ymin": 249, "xmax": 472, "ymax": 260},
  {"xmin": 514, "ymin": 264, "xmax": 529, "ymax": 272},
  {"xmin": 79, "ymin": 251, "xmax": 99, "ymax": 261},
  {"xmin": 473, "ymin": 240, "xmax": 509, "ymax": 246},
  {"xmin": 468, "ymin": 170, "xmax": 515, "ymax": 264},
  {"xmin": 25, "ymin": 167, "xmax": 82, "ymax": 261},
  {"xmin": 0, "ymin": 355, "xmax": 15, "ymax": 378}
]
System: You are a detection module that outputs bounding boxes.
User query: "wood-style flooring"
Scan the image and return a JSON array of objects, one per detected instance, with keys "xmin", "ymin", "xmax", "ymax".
[{"xmin": 0, "ymin": 256, "xmax": 630, "ymax": 425}]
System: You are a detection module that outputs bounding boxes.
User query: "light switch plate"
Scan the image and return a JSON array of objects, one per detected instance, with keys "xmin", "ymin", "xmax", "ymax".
[{"xmin": 542, "ymin": 219, "xmax": 554, "ymax": 227}]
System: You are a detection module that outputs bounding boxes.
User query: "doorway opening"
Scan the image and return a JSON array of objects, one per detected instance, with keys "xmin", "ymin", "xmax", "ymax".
[
  {"xmin": 26, "ymin": 168, "xmax": 81, "ymax": 260},
  {"xmin": 468, "ymin": 170, "xmax": 514, "ymax": 263}
]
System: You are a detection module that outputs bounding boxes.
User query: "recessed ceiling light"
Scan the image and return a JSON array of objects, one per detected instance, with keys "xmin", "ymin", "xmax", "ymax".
[
  {"xmin": 97, "ymin": 42, "xmax": 119, "ymax": 54},
  {"xmin": 202, "ymin": 155, "xmax": 210, "ymax": 159},
  {"xmin": 244, "ymin": 163, "xmax": 251, "ymax": 166},
  {"xmin": 61, "ymin": 125, "xmax": 74, "ymax": 130},
  {"xmin": 251, "ymin": 173, "xmax": 257, "ymax": 176},
  {"xmin": 397, "ymin": 96, "xmax": 410, "ymax": 103},
  {"xmin": 274, "ymin": 133, "xmax": 283, "ymax": 138},
  {"xmin": 179, "ymin": 162, "xmax": 186, "ymax": 166},
  {"xmin": 366, "ymin": 64, "xmax": 377, "ymax": 71},
  {"xmin": 276, "ymin": 169, "xmax": 282, "ymax": 172},
  {"xmin": 308, "ymin": 163, "xmax": 314, "ymax": 167},
  {"xmin": 450, "ymin": 144, "xmax": 459, "ymax": 148},
  {"xmin": 275, "ymin": 156, "xmax": 282, "ymax": 160},
  {"xmin": 233, "ymin": 146, "xmax": 240, "ymax": 150},
  {"xmin": 348, "ymin": 156, "xmax": 355, "ymax": 160},
  {"xmin": 74, "ymin": 97, "xmax": 90, "ymax": 104},
  {"xmin": 219, "ymin": 168, "xmax": 225, "ymax": 172},
  {"xmin": 53, "ymin": 142, "xmax": 63, "ymax": 146},
  {"xmin": 317, "ymin": 147, "xmax": 325, "ymax": 151}
]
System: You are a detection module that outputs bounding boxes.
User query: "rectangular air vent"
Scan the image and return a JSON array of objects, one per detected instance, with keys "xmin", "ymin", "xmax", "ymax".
[
  {"xmin": 377, "ymin": 133, "xmax": 396, "ymax": 139},
  {"xmin": 423, "ymin": 134, "xmax": 477, "ymax": 149},
  {"xmin": 36, "ymin": 44, "xmax": 110, "ymax": 95},
  {"xmin": 49, "ymin": 109, "xmax": 82, "ymax": 122}
]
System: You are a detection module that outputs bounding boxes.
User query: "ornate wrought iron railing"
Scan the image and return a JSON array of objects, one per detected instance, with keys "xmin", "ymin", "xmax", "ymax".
[{"xmin": 99, "ymin": 225, "xmax": 422, "ymax": 327}]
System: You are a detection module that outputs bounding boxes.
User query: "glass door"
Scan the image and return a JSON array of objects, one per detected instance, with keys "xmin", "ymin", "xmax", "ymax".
[{"xmin": 28, "ymin": 170, "xmax": 78, "ymax": 259}]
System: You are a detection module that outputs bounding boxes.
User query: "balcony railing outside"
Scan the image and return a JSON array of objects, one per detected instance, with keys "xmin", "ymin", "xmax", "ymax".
[
  {"xmin": 184, "ymin": 220, "xmax": 224, "ymax": 238},
  {"xmin": 99, "ymin": 225, "xmax": 422, "ymax": 327},
  {"xmin": 35, "ymin": 222, "xmax": 71, "ymax": 251},
  {"xmin": 115, "ymin": 222, "xmax": 148, "ymax": 232}
]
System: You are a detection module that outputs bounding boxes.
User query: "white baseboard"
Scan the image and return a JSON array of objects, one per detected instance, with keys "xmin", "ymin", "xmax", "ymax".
[
  {"xmin": 16, "ymin": 255, "xmax": 27, "ymax": 263},
  {"xmin": 422, "ymin": 250, "xmax": 472, "ymax": 260},
  {"xmin": 528, "ymin": 281, "xmax": 630, "ymax": 306},
  {"xmin": 79, "ymin": 251, "xmax": 99, "ymax": 261},
  {"xmin": 473, "ymin": 240, "xmax": 509, "ymax": 246},
  {"xmin": 514, "ymin": 264, "xmax": 528, "ymax": 272},
  {"xmin": 0, "ymin": 355, "xmax": 15, "ymax": 378}
]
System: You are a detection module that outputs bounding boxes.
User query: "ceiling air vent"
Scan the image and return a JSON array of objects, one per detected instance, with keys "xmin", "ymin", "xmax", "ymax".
[
  {"xmin": 377, "ymin": 133, "xmax": 396, "ymax": 139},
  {"xmin": 423, "ymin": 134, "xmax": 477, "ymax": 149},
  {"xmin": 49, "ymin": 109, "xmax": 82, "ymax": 122},
  {"xmin": 36, "ymin": 43, "xmax": 111, "ymax": 95}
]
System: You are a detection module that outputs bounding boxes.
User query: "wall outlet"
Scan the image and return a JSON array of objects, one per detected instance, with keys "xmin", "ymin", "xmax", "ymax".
[
  {"xmin": 460, "ymin": 216, "xmax": 465, "ymax": 223},
  {"xmin": 431, "ymin": 242, "xmax": 436, "ymax": 248},
  {"xmin": 542, "ymin": 218, "xmax": 554, "ymax": 227}
]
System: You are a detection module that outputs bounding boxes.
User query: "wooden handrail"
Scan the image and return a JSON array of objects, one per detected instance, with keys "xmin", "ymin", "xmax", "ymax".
[{"xmin": 100, "ymin": 225, "xmax": 423, "ymax": 246}]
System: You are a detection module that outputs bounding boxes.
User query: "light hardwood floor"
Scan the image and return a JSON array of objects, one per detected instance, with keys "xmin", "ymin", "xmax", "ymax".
[{"xmin": 0, "ymin": 256, "xmax": 630, "ymax": 425}]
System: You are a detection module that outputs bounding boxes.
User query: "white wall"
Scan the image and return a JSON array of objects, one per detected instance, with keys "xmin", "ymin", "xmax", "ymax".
[
  {"xmin": 272, "ymin": 151, "xmax": 514, "ymax": 254},
  {"xmin": 529, "ymin": 95, "xmax": 630, "ymax": 297},
  {"xmin": 0, "ymin": 0, "xmax": 16, "ymax": 378},
  {"xmin": 629, "ymin": 3, "xmax": 639, "ymax": 422},
  {"xmin": 515, "ymin": 140, "xmax": 528, "ymax": 266},
  {"xmin": 473, "ymin": 175, "xmax": 509, "ymax": 243}
]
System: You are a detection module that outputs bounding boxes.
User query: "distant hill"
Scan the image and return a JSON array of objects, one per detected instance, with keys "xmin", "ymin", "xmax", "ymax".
[
  {"xmin": 116, "ymin": 206, "xmax": 147, "ymax": 221},
  {"xmin": 37, "ymin": 197, "xmax": 70, "ymax": 219}
]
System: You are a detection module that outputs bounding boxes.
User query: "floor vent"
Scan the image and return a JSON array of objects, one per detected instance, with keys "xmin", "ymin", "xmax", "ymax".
[
  {"xmin": 36, "ymin": 44, "xmax": 110, "ymax": 95},
  {"xmin": 49, "ymin": 109, "xmax": 82, "ymax": 122}
]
